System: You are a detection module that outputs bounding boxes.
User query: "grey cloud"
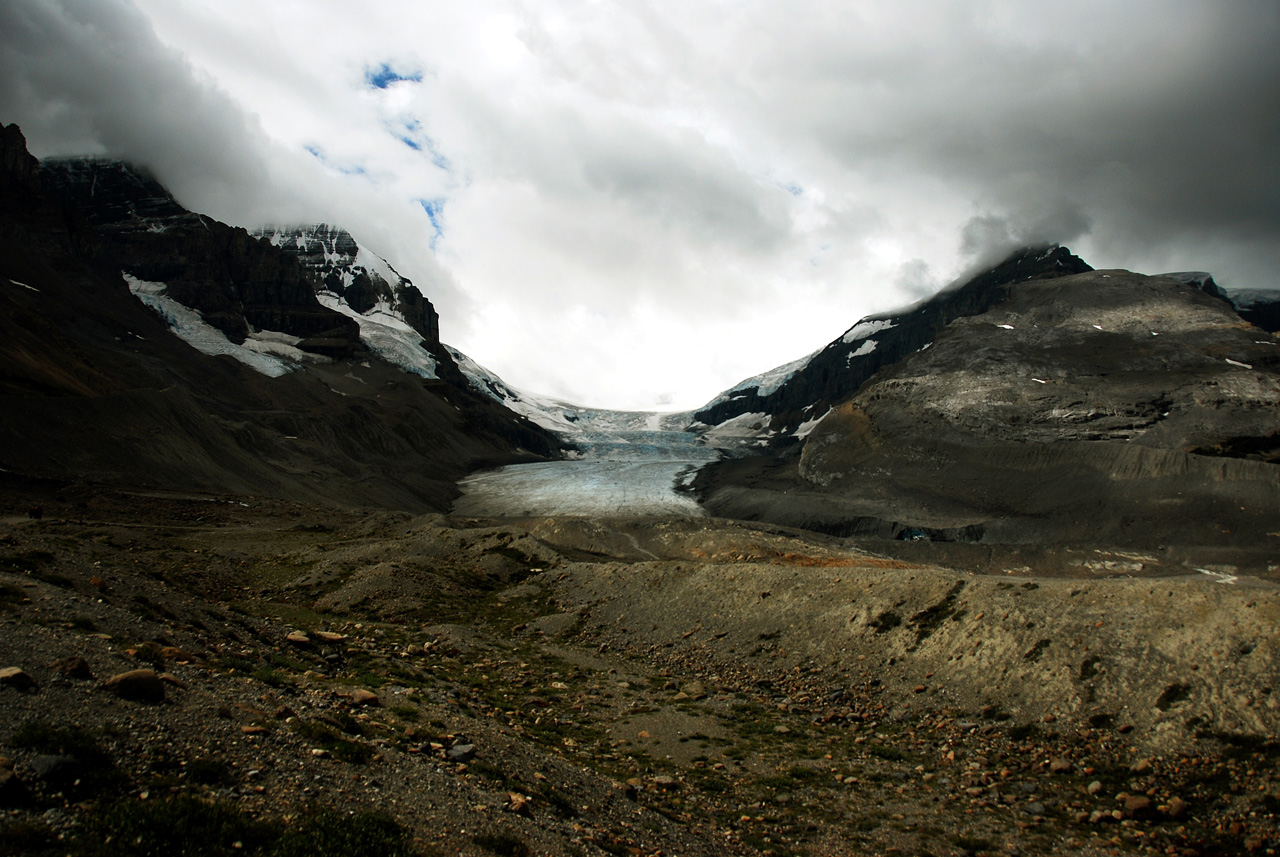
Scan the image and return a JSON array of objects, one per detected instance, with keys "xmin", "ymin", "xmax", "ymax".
[{"xmin": 0, "ymin": 0, "xmax": 273, "ymax": 220}]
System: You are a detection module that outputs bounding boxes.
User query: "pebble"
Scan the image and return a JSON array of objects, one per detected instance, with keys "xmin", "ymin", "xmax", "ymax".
[
  {"xmin": 285, "ymin": 631, "xmax": 311, "ymax": 645},
  {"xmin": 1049, "ymin": 758, "xmax": 1073, "ymax": 774},
  {"xmin": 1123, "ymin": 795, "xmax": 1153, "ymax": 818},
  {"xmin": 651, "ymin": 775, "xmax": 679, "ymax": 791},
  {"xmin": 340, "ymin": 688, "xmax": 380, "ymax": 706},
  {"xmin": 1087, "ymin": 780, "xmax": 1103, "ymax": 796},
  {"xmin": 447, "ymin": 744, "xmax": 476, "ymax": 763}
]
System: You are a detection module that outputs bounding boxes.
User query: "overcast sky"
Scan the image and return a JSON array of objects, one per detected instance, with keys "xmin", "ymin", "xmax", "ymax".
[{"xmin": 3, "ymin": 1, "xmax": 1278, "ymax": 410}]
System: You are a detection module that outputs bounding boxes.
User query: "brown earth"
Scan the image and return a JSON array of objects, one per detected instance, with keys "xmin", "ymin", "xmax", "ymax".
[{"xmin": 2, "ymin": 477, "xmax": 1277, "ymax": 857}]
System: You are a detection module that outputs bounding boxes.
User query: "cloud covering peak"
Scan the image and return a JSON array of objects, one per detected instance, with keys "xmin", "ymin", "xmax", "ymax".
[{"xmin": 3, "ymin": 0, "xmax": 1277, "ymax": 410}]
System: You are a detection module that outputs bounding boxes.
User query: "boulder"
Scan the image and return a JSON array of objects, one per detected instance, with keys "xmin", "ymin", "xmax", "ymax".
[
  {"xmin": 0, "ymin": 666, "xmax": 37, "ymax": 692},
  {"xmin": 104, "ymin": 668, "xmax": 165, "ymax": 703}
]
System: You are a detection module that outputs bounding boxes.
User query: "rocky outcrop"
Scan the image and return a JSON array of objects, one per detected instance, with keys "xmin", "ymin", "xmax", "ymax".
[
  {"xmin": 39, "ymin": 159, "xmax": 363, "ymax": 358},
  {"xmin": 256, "ymin": 225, "xmax": 441, "ymax": 347}
]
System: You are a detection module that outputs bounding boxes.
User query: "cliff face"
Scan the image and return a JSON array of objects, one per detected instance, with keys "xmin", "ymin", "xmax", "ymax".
[
  {"xmin": 256, "ymin": 225, "xmax": 441, "ymax": 347},
  {"xmin": 39, "ymin": 159, "xmax": 364, "ymax": 358}
]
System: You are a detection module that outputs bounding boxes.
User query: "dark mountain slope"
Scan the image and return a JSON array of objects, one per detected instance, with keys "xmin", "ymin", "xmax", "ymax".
[
  {"xmin": 695, "ymin": 266, "xmax": 1280, "ymax": 563},
  {"xmin": 0, "ymin": 123, "xmax": 559, "ymax": 510}
]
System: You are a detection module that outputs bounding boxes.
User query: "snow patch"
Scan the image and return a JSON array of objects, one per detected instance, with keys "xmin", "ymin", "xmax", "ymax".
[
  {"xmin": 125, "ymin": 274, "xmax": 298, "ymax": 378},
  {"xmin": 847, "ymin": 339, "xmax": 877, "ymax": 360},
  {"xmin": 841, "ymin": 318, "xmax": 896, "ymax": 344},
  {"xmin": 794, "ymin": 407, "xmax": 832, "ymax": 439},
  {"xmin": 316, "ymin": 293, "xmax": 437, "ymax": 379}
]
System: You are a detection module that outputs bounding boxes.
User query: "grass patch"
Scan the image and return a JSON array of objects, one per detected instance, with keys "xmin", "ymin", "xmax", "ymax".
[
  {"xmin": 252, "ymin": 668, "xmax": 289, "ymax": 688},
  {"xmin": 75, "ymin": 797, "xmax": 421, "ymax": 856},
  {"xmin": 290, "ymin": 720, "xmax": 373, "ymax": 765}
]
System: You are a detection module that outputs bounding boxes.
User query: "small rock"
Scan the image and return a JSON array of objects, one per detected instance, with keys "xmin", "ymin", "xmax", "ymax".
[
  {"xmin": 651, "ymin": 775, "xmax": 679, "ymax": 791},
  {"xmin": 1087, "ymin": 780, "xmax": 1103, "ymax": 796},
  {"xmin": 447, "ymin": 744, "xmax": 476, "ymax": 763},
  {"xmin": 506, "ymin": 792, "xmax": 532, "ymax": 815},
  {"xmin": 88, "ymin": 576, "xmax": 109, "ymax": 591},
  {"xmin": 1117, "ymin": 723, "xmax": 1134, "ymax": 734},
  {"xmin": 30, "ymin": 755, "xmax": 79, "ymax": 785},
  {"xmin": 1123, "ymin": 795, "xmax": 1154, "ymax": 819},
  {"xmin": 1166, "ymin": 796, "xmax": 1187, "ymax": 819},
  {"xmin": 1049, "ymin": 758, "xmax": 1073, "ymax": 774},
  {"xmin": 774, "ymin": 726, "xmax": 791, "ymax": 734},
  {"xmin": 0, "ymin": 667, "xmax": 37, "ymax": 692},
  {"xmin": 1023, "ymin": 801, "xmax": 1045, "ymax": 815},
  {"xmin": 340, "ymin": 688, "xmax": 380, "ymax": 706},
  {"xmin": 241, "ymin": 725, "xmax": 269, "ymax": 735},
  {"xmin": 1131, "ymin": 758, "xmax": 1152, "ymax": 774},
  {"xmin": 913, "ymin": 685, "xmax": 927, "ymax": 693},
  {"xmin": 50, "ymin": 656, "xmax": 93, "ymax": 680},
  {"xmin": 104, "ymin": 668, "xmax": 164, "ymax": 703},
  {"xmin": 0, "ymin": 769, "xmax": 31, "ymax": 808},
  {"xmin": 285, "ymin": 631, "xmax": 311, "ymax": 645},
  {"xmin": 314, "ymin": 631, "xmax": 347, "ymax": 643}
]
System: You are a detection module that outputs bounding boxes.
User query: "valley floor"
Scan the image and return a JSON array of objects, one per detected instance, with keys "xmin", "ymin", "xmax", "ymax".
[{"xmin": 1, "ymin": 475, "xmax": 1277, "ymax": 857}]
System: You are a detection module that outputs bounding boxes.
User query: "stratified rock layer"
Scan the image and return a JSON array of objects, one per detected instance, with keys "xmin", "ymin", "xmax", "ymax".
[{"xmin": 697, "ymin": 268, "xmax": 1280, "ymax": 558}]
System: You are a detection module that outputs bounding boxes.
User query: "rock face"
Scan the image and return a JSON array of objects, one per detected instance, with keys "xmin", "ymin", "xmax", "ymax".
[
  {"xmin": 39, "ymin": 158, "xmax": 364, "ymax": 359},
  {"xmin": 696, "ymin": 265, "xmax": 1280, "ymax": 555},
  {"xmin": 693, "ymin": 246, "xmax": 1093, "ymax": 440},
  {"xmin": 256, "ymin": 225, "xmax": 440, "ymax": 347}
]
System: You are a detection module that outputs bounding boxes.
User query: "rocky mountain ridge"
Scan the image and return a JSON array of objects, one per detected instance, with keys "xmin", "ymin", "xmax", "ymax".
[
  {"xmin": 1, "ymin": 123, "xmax": 561, "ymax": 510},
  {"xmin": 690, "ymin": 247, "xmax": 1280, "ymax": 449},
  {"xmin": 695, "ymin": 265, "xmax": 1280, "ymax": 564}
]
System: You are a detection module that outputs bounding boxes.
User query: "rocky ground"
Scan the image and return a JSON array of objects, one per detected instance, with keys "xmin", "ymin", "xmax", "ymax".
[{"xmin": 2, "ymin": 474, "xmax": 1278, "ymax": 857}]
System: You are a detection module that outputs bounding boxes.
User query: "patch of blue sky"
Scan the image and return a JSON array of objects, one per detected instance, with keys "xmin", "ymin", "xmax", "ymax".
[
  {"xmin": 391, "ymin": 118, "xmax": 451, "ymax": 171},
  {"xmin": 365, "ymin": 63, "xmax": 423, "ymax": 90},
  {"xmin": 417, "ymin": 198, "xmax": 446, "ymax": 250},
  {"xmin": 304, "ymin": 144, "xmax": 366, "ymax": 176}
]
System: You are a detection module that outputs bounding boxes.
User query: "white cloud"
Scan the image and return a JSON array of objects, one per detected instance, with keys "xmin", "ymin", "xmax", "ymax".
[{"xmin": 3, "ymin": 0, "xmax": 1278, "ymax": 410}]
